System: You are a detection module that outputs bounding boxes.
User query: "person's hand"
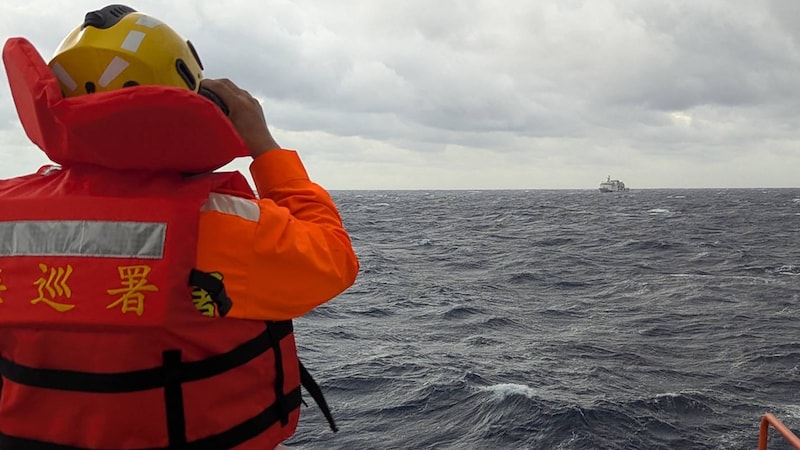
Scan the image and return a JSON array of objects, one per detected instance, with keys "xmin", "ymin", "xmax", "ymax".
[{"xmin": 200, "ymin": 78, "xmax": 281, "ymax": 158}]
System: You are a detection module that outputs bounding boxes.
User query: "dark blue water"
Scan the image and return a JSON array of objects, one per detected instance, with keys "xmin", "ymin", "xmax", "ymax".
[{"xmin": 287, "ymin": 189, "xmax": 800, "ymax": 450}]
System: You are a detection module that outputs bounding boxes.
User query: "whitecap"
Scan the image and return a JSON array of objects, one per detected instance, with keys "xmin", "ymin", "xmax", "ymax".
[{"xmin": 481, "ymin": 383, "xmax": 537, "ymax": 400}]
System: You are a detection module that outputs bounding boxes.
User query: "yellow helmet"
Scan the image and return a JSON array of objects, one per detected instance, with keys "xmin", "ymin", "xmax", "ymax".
[{"xmin": 48, "ymin": 4, "xmax": 204, "ymax": 97}]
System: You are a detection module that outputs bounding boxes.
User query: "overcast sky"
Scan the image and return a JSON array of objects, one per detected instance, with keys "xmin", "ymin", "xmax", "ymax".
[{"xmin": 1, "ymin": 0, "xmax": 799, "ymax": 189}]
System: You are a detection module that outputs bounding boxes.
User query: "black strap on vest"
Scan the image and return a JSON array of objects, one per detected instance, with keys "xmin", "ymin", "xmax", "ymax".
[
  {"xmin": 267, "ymin": 321, "xmax": 290, "ymax": 426},
  {"xmin": 0, "ymin": 323, "xmax": 292, "ymax": 393},
  {"xmin": 0, "ymin": 321, "xmax": 300, "ymax": 450},
  {"xmin": 299, "ymin": 361, "xmax": 338, "ymax": 432},
  {"xmin": 163, "ymin": 350, "xmax": 188, "ymax": 447},
  {"xmin": 0, "ymin": 387, "xmax": 303, "ymax": 450},
  {"xmin": 189, "ymin": 269, "xmax": 232, "ymax": 317}
]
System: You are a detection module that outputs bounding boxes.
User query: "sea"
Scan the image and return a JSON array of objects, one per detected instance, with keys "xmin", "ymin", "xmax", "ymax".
[{"xmin": 285, "ymin": 188, "xmax": 800, "ymax": 450}]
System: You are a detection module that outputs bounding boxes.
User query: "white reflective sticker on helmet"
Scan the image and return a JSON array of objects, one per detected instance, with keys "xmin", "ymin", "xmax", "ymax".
[
  {"xmin": 121, "ymin": 30, "xmax": 146, "ymax": 53},
  {"xmin": 136, "ymin": 16, "xmax": 162, "ymax": 28},
  {"xmin": 98, "ymin": 56, "xmax": 130, "ymax": 87},
  {"xmin": 50, "ymin": 62, "xmax": 78, "ymax": 92}
]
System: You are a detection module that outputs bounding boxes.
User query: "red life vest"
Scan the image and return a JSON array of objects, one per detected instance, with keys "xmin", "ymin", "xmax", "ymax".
[{"xmin": 0, "ymin": 38, "xmax": 329, "ymax": 449}]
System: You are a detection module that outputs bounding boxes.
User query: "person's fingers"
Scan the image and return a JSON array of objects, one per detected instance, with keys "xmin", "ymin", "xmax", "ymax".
[
  {"xmin": 200, "ymin": 78, "xmax": 239, "ymax": 104},
  {"xmin": 198, "ymin": 78, "xmax": 278, "ymax": 156},
  {"xmin": 201, "ymin": 78, "xmax": 262, "ymax": 112}
]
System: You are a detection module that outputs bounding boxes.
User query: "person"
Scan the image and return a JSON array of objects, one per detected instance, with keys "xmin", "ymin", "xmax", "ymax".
[{"xmin": 0, "ymin": 4, "xmax": 358, "ymax": 450}]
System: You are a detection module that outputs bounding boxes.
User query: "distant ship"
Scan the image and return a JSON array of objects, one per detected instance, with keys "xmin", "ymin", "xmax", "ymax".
[{"xmin": 599, "ymin": 175, "xmax": 629, "ymax": 192}]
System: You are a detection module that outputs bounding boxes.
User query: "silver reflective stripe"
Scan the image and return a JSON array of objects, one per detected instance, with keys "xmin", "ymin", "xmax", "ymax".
[
  {"xmin": 120, "ymin": 30, "xmax": 146, "ymax": 52},
  {"xmin": 98, "ymin": 56, "xmax": 130, "ymax": 88},
  {"xmin": 201, "ymin": 193, "xmax": 260, "ymax": 222},
  {"xmin": 0, "ymin": 221, "xmax": 166, "ymax": 259}
]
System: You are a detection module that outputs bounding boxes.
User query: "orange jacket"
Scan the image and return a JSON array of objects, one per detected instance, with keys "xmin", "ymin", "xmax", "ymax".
[{"xmin": 197, "ymin": 149, "xmax": 359, "ymax": 320}]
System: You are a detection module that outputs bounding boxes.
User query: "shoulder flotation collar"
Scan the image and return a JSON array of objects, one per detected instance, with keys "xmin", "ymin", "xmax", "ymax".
[{"xmin": 2, "ymin": 37, "xmax": 249, "ymax": 172}]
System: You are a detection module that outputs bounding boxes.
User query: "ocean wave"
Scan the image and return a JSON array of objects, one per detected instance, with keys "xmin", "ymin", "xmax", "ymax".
[
  {"xmin": 289, "ymin": 189, "xmax": 800, "ymax": 450},
  {"xmin": 480, "ymin": 383, "xmax": 538, "ymax": 400}
]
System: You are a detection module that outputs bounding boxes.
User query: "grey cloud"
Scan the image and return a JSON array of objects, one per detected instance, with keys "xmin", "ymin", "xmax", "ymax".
[{"xmin": 0, "ymin": 0, "xmax": 798, "ymax": 188}]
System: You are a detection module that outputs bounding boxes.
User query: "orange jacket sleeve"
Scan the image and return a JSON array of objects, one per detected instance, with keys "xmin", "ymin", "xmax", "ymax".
[{"xmin": 195, "ymin": 149, "xmax": 359, "ymax": 320}]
